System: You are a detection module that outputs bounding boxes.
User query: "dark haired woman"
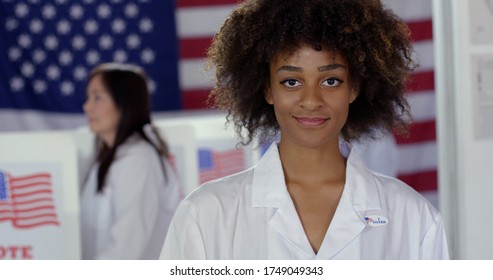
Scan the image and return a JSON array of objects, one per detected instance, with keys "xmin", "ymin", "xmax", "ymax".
[
  {"xmin": 81, "ymin": 63, "xmax": 182, "ymax": 259},
  {"xmin": 160, "ymin": 0, "xmax": 449, "ymax": 260}
]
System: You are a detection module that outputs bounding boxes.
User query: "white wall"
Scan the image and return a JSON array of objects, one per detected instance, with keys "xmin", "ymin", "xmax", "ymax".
[{"xmin": 434, "ymin": 0, "xmax": 493, "ymax": 259}]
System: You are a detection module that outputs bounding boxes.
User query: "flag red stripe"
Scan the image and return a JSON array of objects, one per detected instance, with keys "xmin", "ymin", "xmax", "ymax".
[
  {"xmin": 13, "ymin": 221, "xmax": 60, "ymax": 229},
  {"xmin": 9, "ymin": 173, "xmax": 51, "ymax": 182},
  {"xmin": 11, "ymin": 205, "xmax": 56, "ymax": 214},
  {"xmin": 395, "ymin": 120, "xmax": 436, "ymax": 144},
  {"xmin": 398, "ymin": 170, "xmax": 437, "ymax": 192},
  {"xmin": 177, "ymin": 0, "xmax": 239, "ymax": 8},
  {"xmin": 0, "ymin": 210, "xmax": 14, "ymax": 215},
  {"xmin": 14, "ymin": 212, "xmax": 58, "ymax": 220},
  {"xmin": 407, "ymin": 19, "xmax": 433, "ymax": 42},
  {"xmin": 180, "ymin": 37, "xmax": 213, "ymax": 59},
  {"xmin": 183, "ymin": 89, "xmax": 212, "ymax": 109},
  {"xmin": 10, "ymin": 182, "xmax": 51, "ymax": 189},
  {"xmin": 407, "ymin": 70, "xmax": 434, "ymax": 92}
]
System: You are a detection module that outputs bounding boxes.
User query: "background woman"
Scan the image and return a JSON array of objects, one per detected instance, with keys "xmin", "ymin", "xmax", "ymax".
[{"xmin": 81, "ymin": 63, "xmax": 182, "ymax": 259}]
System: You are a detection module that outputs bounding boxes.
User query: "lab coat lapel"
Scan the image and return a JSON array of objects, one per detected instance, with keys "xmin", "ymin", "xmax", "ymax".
[
  {"xmin": 316, "ymin": 142, "xmax": 382, "ymax": 259},
  {"xmin": 315, "ymin": 188, "xmax": 366, "ymax": 259},
  {"xmin": 252, "ymin": 143, "xmax": 316, "ymax": 259},
  {"xmin": 268, "ymin": 195, "xmax": 316, "ymax": 259}
]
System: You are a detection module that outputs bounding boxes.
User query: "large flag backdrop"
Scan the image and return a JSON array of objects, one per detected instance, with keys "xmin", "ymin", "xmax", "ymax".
[{"xmin": 0, "ymin": 0, "xmax": 438, "ymax": 203}]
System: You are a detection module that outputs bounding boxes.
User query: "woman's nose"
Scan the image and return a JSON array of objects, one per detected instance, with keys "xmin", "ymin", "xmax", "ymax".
[
  {"xmin": 299, "ymin": 86, "xmax": 323, "ymax": 111},
  {"xmin": 82, "ymin": 99, "xmax": 90, "ymax": 113}
]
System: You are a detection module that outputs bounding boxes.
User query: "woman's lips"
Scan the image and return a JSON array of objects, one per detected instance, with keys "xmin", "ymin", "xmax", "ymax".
[{"xmin": 294, "ymin": 117, "xmax": 329, "ymax": 127}]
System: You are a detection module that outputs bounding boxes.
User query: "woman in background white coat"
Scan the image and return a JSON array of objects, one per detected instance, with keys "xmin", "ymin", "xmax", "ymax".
[
  {"xmin": 81, "ymin": 63, "xmax": 182, "ymax": 259},
  {"xmin": 160, "ymin": 0, "xmax": 448, "ymax": 260}
]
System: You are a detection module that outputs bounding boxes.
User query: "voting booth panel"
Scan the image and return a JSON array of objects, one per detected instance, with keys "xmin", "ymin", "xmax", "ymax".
[
  {"xmin": 70, "ymin": 127, "xmax": 96, "ymax": 188},
  {"xmin": 0, "ymin": 132, "xmax": 80, "ymax": 259},
  {"xmin": 155, "ymin": 111, "xmax": 262, "ymax": 192},
  {"xmin": 154, "ymin": 124, "xmax": 198, "ymax": 196}
]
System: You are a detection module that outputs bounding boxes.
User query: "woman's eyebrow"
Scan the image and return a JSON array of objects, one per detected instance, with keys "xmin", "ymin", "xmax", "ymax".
[
  {"xmin": 318, "ymin": 64, "xmax": 347, "ymax": 72},
  {"xmin": 276, "ymin": 65, "xmax": 302, "ymax": 73},
  {"xmin": 276, "ymin": 64, "xmax": 347, "ymax": 73}
]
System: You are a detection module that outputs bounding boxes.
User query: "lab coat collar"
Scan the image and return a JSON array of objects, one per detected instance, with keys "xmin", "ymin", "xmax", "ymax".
[
  {"xmin": 251, "ymin": 141, "xmax": 382, "ymax": 259},
  {"xmin": 340, "ymin": 140, "xmax": 382, "ymax": 211},
  {"xmin": 251, "ymin": 142, "xmax": 289, "ymax": 208},
  {"xmin": 252, "ymin": 141, "xmax": 381, "ymax": 210}
]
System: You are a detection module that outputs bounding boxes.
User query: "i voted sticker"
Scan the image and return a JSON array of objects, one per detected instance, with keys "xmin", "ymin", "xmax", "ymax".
[{"xmin": 364, "ymin": 215, "xmax": 389, "ymax": 227}]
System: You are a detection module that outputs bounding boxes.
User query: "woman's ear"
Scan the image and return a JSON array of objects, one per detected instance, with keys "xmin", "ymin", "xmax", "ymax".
[
  {"xmin": 349, "ymin": 87, "xmax": 358, "ymax": 104},
  {"xmin": 264, "ymin": 87, "xmax": 274, "ymax": 105}
]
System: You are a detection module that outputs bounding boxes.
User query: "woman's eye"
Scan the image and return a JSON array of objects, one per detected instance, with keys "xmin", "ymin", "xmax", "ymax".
[
  {"xmin": 91, "ymin": 95, "xmax": 101, "ymax": 102},
  {"xmin": 281, "ymin": 79, "xmax": 301, "ymax": 88},
  {"xmin": 323, "ymin": 78, "xmax": 342, "ymax": 87}
]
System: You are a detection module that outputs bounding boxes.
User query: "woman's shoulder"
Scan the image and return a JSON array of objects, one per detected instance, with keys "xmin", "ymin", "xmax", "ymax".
[
  {"xmin": 347, "ymin": 143, "xmax": 438, "ymax": 215},
  {"xmin": 370, "ymin": 171, "xmax": 440, "ymax": 217},
  {"xmin": 372, "ymin": 172, "xmax": 422, "ymax": 198},
  {"xmin": 181, "ymin": 167, "xmax": 255, "ymax": 211},
  {"xmin": 108, "ymin": 135, "xmax": 162, "ymax": 174},
  {"xmin": 116, "ymin": 134, "xmax": 157, "ymax": 159}
]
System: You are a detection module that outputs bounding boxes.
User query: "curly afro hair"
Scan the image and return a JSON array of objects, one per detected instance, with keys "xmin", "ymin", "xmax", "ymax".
[{"xmin": 207, "ymin": 0, "xmax": 415, "ymax": 145}]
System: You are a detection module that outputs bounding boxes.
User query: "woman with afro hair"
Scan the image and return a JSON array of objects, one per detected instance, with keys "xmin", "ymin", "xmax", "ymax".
[{"xmin": 160, "ymin": 0, "xmax": 449, "ymax": 259}]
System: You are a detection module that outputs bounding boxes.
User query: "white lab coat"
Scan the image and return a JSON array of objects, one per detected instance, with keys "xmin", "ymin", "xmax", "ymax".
[
  {"xmin": 160, "ymin": 142, "xmax": 448, "ymax": 260},
  {"xmin": 81, "ymin": 131, "xmax": 182, "ymax": 259}
]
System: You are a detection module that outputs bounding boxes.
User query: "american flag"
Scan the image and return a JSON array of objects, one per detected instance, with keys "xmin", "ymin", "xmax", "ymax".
[
  {"xmin": 0, "ymin": 0, "xmax": 439, "ymax": 202},
  {"xmin": 0, "ymin": 0, "xmax": 181, "ymax": 116},
  {"xmin": 0, "ymin": 170, "xmax": 60, "ymax": 229},
  {"xmin": 198, "ymin": 148, "xmax": 246, "ymax": 184}
]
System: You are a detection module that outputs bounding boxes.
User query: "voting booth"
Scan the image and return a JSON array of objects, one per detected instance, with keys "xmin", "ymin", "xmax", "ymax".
[{"xmin": 0, "ymin": 132, "xmax": 80, "ymax": 259}]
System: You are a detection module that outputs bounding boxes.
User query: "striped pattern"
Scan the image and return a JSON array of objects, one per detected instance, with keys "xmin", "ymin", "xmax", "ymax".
[
  {"xmin": 176, "ymin": 0, "xmax": 438, "ymax": 194},
  {"xmin": 391, "ymin": 0, "xmax": 437, "ymax": 193},
  {"xmin": 199, "ymin": 148, "xmax": 246, "ymax": 184},
  {"xmin": 0, "ymin": 171, "xmax": 60, "ymax": 229}
]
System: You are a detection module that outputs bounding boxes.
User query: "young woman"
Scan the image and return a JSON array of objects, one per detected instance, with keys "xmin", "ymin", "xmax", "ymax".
[
  {"xmin": 81, "ymin": 63, "xmax": 182, "ymax": 259},
  {"xmin": 160, "ymin": 0, "xmax": 449, "ymax": 259}
]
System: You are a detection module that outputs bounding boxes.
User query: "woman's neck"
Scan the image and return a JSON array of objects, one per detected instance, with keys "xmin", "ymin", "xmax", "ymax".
[
  {"xmin": 99, "ymin": 132, "xmax": 116, "ymax": 148},
  {"xmin": 278, "ymin": 140, "xmax": 347, "ymax": 189}
]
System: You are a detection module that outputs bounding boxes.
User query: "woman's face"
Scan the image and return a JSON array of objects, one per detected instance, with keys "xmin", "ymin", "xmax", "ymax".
[
  {"xmin": 83, "ymin": 74, "xmax": 121, "ymax": 146},
  {"xmin": 265, "ymin": 45, "xmax": 357, "ymax": 149}
]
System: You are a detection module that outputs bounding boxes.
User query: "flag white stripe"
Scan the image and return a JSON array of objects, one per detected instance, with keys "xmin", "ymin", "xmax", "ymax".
[
  {"xmin": 176, "ymin": 5, "xmax": 236, "ymax": 38},
  {"xmin": 397, "ymin": 141, "xmax": 437, "ymax": 174},
  {"xmin": 406, "ymin": 91, "xmax": 436, "ymax": 122},
  {"xmin": 413, "ymin": 40, "xmax": 434, "ymax": 72},
  {"xmin": 381, "ymin": 0, "xmax": 432, "ymax": 21},
  {"xmin": 179, "ymin": 58, "xmax": 212, "ymax": 90}
]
